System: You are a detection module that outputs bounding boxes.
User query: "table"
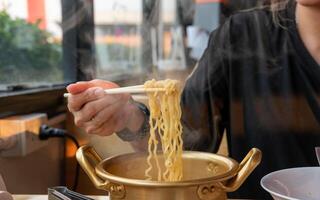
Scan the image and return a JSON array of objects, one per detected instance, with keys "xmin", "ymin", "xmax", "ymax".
[
  {"xmin": 12, "ymin": 195, "xmax": 107, "ymax": 200},
  {"xmin": 13, "ymin": 195, "xmax": 245, "ymax": 200}
]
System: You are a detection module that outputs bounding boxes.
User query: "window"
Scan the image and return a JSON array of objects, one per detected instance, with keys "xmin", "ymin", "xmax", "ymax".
[
  {"xmin": 94, "ymin": 0, "xmax": 188, "ymax": 81},
  {"xmin": 0, "ymin": 0, "xmax": 64, "ymax": 88},
  {"xmin": 94, "ymin": 0, "xmax": 143, "ymax": 80},
  {"xmin": 0, "ymin": 0, "xmax": 193, "ymax": 89}
]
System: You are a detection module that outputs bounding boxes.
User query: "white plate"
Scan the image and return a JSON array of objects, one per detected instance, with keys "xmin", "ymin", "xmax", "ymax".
[{"xmin": 261, "ymin": 167, "xmax": 320, "ymax": 200}]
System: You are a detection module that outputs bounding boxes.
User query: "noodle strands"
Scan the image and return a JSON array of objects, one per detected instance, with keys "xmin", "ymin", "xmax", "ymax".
[{"xmin": 144, "ymin": 79, "xmax": 183, "ymax": 182}]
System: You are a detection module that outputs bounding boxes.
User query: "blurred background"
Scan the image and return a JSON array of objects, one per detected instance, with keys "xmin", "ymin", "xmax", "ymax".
[{"xmin": 0, "ymin": 0, "xmax": 263, "ymax": 196}]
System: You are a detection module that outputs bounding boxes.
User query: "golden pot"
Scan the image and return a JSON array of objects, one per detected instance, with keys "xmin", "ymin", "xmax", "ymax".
[{"xmin": 76, "ymin": 146, "xmax": 261, "ymax": 200}]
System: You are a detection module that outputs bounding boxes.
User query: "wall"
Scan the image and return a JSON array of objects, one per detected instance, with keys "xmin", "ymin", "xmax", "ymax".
[{"xmin": 0, "ymin": 138, "xmax": 64, "ymax": 194}]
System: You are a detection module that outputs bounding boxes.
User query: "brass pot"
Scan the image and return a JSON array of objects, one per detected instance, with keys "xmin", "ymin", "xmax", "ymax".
[{"xmin": 76, "ymin": 146, "xmax": 261, "ymax": 200}]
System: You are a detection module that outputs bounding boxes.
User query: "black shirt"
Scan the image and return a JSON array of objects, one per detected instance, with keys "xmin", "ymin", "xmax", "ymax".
[{"xmin": 181, "ymin": 2, "xmax": 320, "ymax": 199}]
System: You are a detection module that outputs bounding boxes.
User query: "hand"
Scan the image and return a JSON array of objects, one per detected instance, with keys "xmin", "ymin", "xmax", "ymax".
[{"xmin": 66, "ymin": 79, "xmax": 140, "ymax": 136}]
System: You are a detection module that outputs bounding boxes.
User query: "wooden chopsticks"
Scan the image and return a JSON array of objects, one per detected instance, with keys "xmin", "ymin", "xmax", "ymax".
[{"xmin": 63, "ymin": 85, "xmax": 165, "ymax": 97}]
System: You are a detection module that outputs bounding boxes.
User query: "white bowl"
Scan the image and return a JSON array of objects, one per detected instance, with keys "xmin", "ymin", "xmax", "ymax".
[{"xmin": 261, "ymin": 167, "xmax": 320, "ymax": 200}]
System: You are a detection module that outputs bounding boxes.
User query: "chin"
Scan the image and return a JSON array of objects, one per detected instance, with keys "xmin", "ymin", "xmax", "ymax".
[{"xmin": 296, "ymin": 0, "xmax": 320, "ymax": 7}]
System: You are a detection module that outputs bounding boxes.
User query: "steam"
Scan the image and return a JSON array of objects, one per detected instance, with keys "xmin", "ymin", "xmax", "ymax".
[{"xmin": 61, "ymin": 0, "xmax": 93, "ymax": 33}]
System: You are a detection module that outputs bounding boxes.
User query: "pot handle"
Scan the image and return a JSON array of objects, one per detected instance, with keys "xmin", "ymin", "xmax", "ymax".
[
  {"xmin": 220, "ymin": 148, "xmax": 262, "ymax": 192},
  {"xmin": 76, "ymin": 145, "xmax": 126, "ymax": 199},
  {"xmin": 76, "ymin": 145, "xmax": 110, "ymax": 191},
  {"xmin": 76, "ymin": 145, "xmax": 126, "ymax": 198},
  {"xmin": 76, "ymin": 146, "xmax": 126, "ymax": 198}
]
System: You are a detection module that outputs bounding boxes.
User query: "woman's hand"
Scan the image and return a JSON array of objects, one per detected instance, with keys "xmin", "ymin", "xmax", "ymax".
[{"xmin": 66, "ymin": 79, "xmax": 144, "ymax": 136}]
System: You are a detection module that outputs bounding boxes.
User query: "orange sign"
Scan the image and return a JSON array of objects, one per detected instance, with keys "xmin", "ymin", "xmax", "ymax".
[{"xmin": 27, "ymin": 0, "xmax": 47, "ymax": 30}]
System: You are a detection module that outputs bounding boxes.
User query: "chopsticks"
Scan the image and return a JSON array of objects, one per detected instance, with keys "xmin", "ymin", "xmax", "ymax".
[{"xmin": 63, "ymin": 85, "xmax": 165, "ymax": 97}]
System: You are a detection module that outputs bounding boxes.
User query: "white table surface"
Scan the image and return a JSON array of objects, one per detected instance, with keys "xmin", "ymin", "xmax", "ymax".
[
  {"xmin": 12, "ymin": 195, "xmax": 108, "ymax": 200},
  {"xmin": 12, "ymin": 195, "xmax": 245, "ymax": 200}
]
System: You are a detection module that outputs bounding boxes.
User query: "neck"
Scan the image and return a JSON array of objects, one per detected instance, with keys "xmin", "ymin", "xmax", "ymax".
[{"xmin": 296, "ymin": 3, "xmax": 320, "ymax": 64}]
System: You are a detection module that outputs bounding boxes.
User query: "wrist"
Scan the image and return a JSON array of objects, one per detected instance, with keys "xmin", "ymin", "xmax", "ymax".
[
  {"xmin": 116, "ymin": 101, "xmax": 150, "ymax": 142},
  {"xmin": 126, "ymin": 101, "xmax": 145, "ymax": 133}
]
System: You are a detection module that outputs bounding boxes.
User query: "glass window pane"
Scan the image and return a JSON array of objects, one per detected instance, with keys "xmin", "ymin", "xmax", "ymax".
[
  {"xmin": 94, "ymin": 0, "xmax": 189, "ymax": 81},
  {"xmin": 95, "ymin": 0, "xmax": 143, "ymax": 81},
  {"xmin": 0, "ymin": 0, "xmax": 63, "ymax": 87}
]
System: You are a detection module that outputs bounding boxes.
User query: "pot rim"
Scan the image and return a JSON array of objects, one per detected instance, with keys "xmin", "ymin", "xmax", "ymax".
[{"xmin": 95, "ymin": 151, "xmax": 240, "ymax": 187}]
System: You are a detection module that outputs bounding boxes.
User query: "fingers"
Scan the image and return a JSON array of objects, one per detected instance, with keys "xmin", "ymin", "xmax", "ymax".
[
  {"xmin": 74, "ymin": 94, "xmax": 124, "ymax": 128},
  {"xmin": 87, "ymin": 103, "xmax": 121, "ymax": 130},
  {"xmin": 73, "ymin": 97, "xmax": 110, "ymax": 127},
  {"xmin": 66, "ymin": 79, "xmax": 119, "ymax": 95},
  {"xmin": 70, "ymin": 93, "xmax": 130, "ymax": 136},
  {"xmin": 89, "ymin": 79, "xmax": 119, "ymax": 89},
  {"xmin": 67, "ymin": 87, "xmax": 106, "ymax": 112},
  {"xmin": 67, "ymin": 79, "xmax": 122, "ymax": 112},
  {"xmin": 67, "ymin": 81, "xmax": 93, "ymax": 95},
  {"xmin": 86, "ymin": 111, "xmax": 125, "ymax": 136},
  {"xmin": 66, "ymin": 79, "xmax": 132, "ymax": 136}
]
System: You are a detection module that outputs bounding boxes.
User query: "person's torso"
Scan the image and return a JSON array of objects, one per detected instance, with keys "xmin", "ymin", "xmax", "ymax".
[{"xmin": 226, "ymin": 4, "xmax": 320, "ymax": 198}]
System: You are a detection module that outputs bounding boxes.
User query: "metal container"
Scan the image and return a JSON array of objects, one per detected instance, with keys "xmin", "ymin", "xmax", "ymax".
[{"xmin": 76, "ymin": 146, "xmax": 261, "ymax": 200}]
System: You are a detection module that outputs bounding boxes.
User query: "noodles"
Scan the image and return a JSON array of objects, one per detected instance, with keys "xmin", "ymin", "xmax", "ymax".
[{"xmin": 144, "ymin": 79, "xmax": 183, "ymax": 182}]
